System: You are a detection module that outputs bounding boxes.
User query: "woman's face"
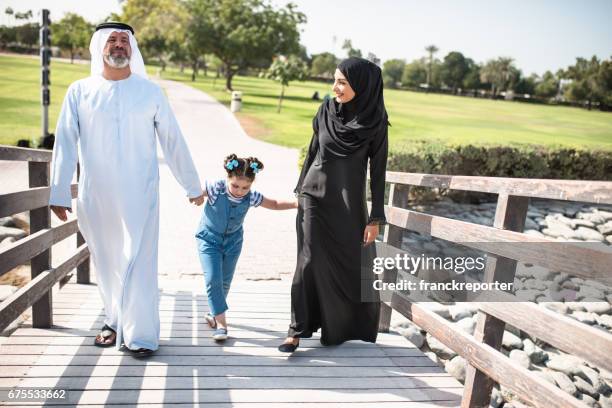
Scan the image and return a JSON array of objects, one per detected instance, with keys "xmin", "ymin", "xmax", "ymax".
[
  {"xmin": 332, "ymin": 69, "xmax": 356, "ymax": 103},
  {"xmin": 227, "ymin": 176, "xmax": 252, "ymax": 198}
]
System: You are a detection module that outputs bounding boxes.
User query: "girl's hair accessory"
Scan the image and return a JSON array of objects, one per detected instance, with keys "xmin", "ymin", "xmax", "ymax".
[
  {"xmin": 250, "ymin": 162, "xmax": 260, "ymax": 174},
  {"xmin": 226, "ymin": 159, "xmax": 240, "ymax": 170}
]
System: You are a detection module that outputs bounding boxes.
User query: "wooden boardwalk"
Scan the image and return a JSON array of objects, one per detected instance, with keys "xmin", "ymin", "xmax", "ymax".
[{"xmin": 0, "ymin": 278, "xmax": 462, "ymax": 407}]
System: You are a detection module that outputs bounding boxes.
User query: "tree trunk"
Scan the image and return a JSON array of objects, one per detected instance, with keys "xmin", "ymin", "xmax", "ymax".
[
  {"xmin": 225, "ymin": 65, "xmax": 234, "ymax": 91},
  {"xmin": 277, "ymin": 85, "xmax": 285, "ymax": 113},
  {"xmin": 191, "ymin": 60, "xmax": 197, "ymax": 82},
  {"xmin": 70, "ymin": 49, "xmax": 74, "ymax": 64}
]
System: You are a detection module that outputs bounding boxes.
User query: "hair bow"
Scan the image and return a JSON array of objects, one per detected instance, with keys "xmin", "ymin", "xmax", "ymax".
[
  {"xmin": 250, "ymin": 162, "xmax": 260, "ymax": 174},
  {"xmin": 226, "ymin": 159, "xmax": 239, "ymax": 170}
]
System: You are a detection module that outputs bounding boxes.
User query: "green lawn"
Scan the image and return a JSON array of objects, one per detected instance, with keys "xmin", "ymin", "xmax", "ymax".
[
  {"xmin": 0, "ymin": 55, "xmax": 91, "ymax": 145},
  {"xmin": 1, "ymin": 54, "xmax": 611, "ymax": 151}
]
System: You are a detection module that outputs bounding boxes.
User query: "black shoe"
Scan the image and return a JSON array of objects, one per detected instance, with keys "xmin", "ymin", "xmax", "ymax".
[
  {"xmin": 278, "ymin": 341, "xmax": 299, "ymax": 353},
  {"xmin": 127, "ymin": 347, "xmax": 155, "ymax": 358}
]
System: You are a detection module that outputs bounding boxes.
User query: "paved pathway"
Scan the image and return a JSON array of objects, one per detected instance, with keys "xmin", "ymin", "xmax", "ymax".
[
  {"xmin": 0, "ymin": 78, "xmax": 300, "ymax": 281},
  {"xmin": 156, "ymin": 79, "xmax": 299, "ymax": 280}
]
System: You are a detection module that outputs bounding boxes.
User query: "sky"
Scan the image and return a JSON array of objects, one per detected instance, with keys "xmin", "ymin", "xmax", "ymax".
[{"xmin": 1, "ymin": 0, "xmax": 610, "ymax": 76}]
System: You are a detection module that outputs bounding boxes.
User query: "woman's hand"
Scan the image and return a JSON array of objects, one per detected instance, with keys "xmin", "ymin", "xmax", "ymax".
[{"xmin": 363, "ymin": 224, "xmax": 379, "ymax": 245}]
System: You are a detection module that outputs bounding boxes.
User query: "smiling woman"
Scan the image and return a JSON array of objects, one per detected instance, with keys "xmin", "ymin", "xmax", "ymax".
[{"xmin": 279, "ymin": 57, "xmax": 390, "ymax": 352}]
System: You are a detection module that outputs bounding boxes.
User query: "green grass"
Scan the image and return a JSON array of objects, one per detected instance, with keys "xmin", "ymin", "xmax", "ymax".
[
  {"xmin": 1, "ymin": 54, "xmax": 611, "ymax": 150},
  {"xmin": 162, "ymin": 67, "xmax": 612, "ymax": 151},
  {"xmin": 0, "ymin": 54, "xmax": 90, "ymax": 145}
]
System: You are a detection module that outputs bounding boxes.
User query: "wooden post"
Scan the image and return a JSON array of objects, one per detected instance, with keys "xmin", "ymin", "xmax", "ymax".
[
  {"xmin": 76, "ymin": 163, "xmax": 90, "ymax": 284},
  {"xmin": 461, "ymin": 193, "xmax": 529, "ymax": 407},
  {"xmin": 28, "ymin": 161, "xmax": 52, "ymax": 328},
  {"xmin": 378, "ymin": 183, "xmax": 409, "ymax": 332}
]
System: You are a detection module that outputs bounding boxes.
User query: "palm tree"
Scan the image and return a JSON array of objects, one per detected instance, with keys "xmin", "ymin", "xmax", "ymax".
[
  {"xmin": 480, "ymin": 59, "xmax": 501, "ymax": 98},
  {"xmin": 425, "ymin": 44, "xmax": 439, "ymax": 89}
]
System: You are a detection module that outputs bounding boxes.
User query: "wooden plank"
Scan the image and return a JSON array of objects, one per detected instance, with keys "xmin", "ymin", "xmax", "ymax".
[
  {"xmin": 29, "ymin": 161, "xmax": 52, "ymax": 328},
  {"xmin": 478, "ymin": 302, "xmax": 612, "ymax": 372},
  {"xmin": 462, "ymin": 194, "xmax": 528, "ymax": 407},
  {"xmin": 75, "ymin": 163, "xmax": 90, "ymax": 284},
  {"xmin": 388, "ymin": 291, "xmax": 586, "ymax": 408},
  {"xmin": 0, "ymin": 388, "xmax": 463, "ymax": 405},
  {"xmin": 0, "ymin": 365, "xmax": 449, "ymax": 378},
  {"xmin": 379, "ymin": 183, "xmax": 407, "ymax": 332},
  {"xmin": 0, "ymin": 219, "xmax": 79, "ymax": 277},
  {"xmin": 0, "ymin": 375, "xmax": 462, "ymax": 390},
  {"xmin": 0, "ymin": 336, "xmax": 412, "ymax": 348},
  {"xmin": 0, "ymin": 185, "xmax": 77, "ymax": 218},
  {"xmin": 0, "ymin": 354, "xmax": 439, "ymax": 367},
  {"xmin": 384, "ymin": 206, "xmax": 612, "ymax": 285},
  {"xmin": 0, "ymin": 344, "xmax": 423, "ymax": 358},
  {"xmin": 0, "ymin": 245, "xmax": 89, "ymax": 332},
  {"xmin": 386, "ymin": 172, "xmax": 612, "ymax": 204},
  {"xmin": 0, "ymin": 145, "xmax": 52, "ymax": 162}
]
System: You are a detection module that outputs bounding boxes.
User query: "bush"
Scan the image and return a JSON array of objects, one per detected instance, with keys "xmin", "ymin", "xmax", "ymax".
[{"xmin": 299, "ymin": 140, "xmax": 612, "ymax": 181}]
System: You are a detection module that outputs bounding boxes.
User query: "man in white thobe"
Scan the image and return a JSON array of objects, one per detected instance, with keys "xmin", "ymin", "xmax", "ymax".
[{"xmin": 49, "ymin": 22, "xmax": 204, "ymax": 356}]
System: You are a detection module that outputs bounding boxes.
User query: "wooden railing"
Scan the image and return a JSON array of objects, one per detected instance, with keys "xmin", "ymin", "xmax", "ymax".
[
  {"xmin": 376, "ymin": 171, "xmax": 612, "ymax": 408},
  {"xmin": 0, "ymin": 145, "xmax": 90, "ymax": 332}
]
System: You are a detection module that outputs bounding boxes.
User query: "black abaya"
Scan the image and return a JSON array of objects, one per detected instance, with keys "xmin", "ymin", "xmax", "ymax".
[{"xmin": 288, "ymin": 58, "xmax": 389, "ymax": 345}]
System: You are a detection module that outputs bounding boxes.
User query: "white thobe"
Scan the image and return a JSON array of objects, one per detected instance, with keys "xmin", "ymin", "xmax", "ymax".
[{"xmin": 49, "ymin": 73, "xmax": 202, "ymax": 350}]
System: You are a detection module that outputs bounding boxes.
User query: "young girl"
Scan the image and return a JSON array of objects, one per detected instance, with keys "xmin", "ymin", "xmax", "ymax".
[{"xmin": 195, "ymin": 154, "xmax": 298, "ymax": 341}]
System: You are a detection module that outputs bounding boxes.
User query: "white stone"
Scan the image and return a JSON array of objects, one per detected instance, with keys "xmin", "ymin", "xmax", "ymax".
[
  {"xmin": 399, "ymin": 326, "xmax": 424, "ymax": 348},
  {"xmin": 489, "ymin": 387, "xmax": 504, "ymax": 408},
  {"xmin": 577, "ymin": 393, "xmax": 599, "ymax": 407},
  {"xmin": 0, "ymin": 285, "xmax": 18, "ymax": 302},
  {"xmin": 571, "ymin": 311, "xmax": 597, "ymax": 325},
  {"xmin": 596, "ymin": 221, "xmax": 612, "ymax": 235},
  {"xmin": 523, "ymin": 338, "xmax": 547, "ymax": 364},
  {"xmin": 582, "ymin": 302, "xmax": 612, "ymax": 314},
  {"xmin": 0, "ymin": 226, "xmax": 27, "ymax": 241},
  {"xmin": 444, "ymin": 355, "xmax": 466, "ymax": 383},
  {"xmin": 502, "ymin": 331, "xmax": 523, "ymax": 350},
  {"xmin": 545, "ymin": 354, "xmax": 585, "ymax": 376},
  {"xmin": 574, "ymin": 226, "xmax": 605, "ymax": 242},
  {"xmin": 550, "ymin": 371, "xmax": 578, "ymax": 396},
  {"xmin": 595, "ymin": 314, "xmax": 612, "ymax": 329},
  {"xmin": 454, "ymin": 317, "xmax": 476, "ymax": 335},
  {"xmin": 425, "ymin": 333, "xmax": 456, "ymax": 359},
  {"xmin": 509, "ymin": 349, "xmax": 531, "ymax": 369},
  {"xmin": 449, "ymin": 304, "xmax": 478, "ymax": 321}
]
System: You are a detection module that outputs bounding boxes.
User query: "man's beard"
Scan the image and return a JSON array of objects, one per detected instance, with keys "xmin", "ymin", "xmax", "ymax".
[{"xmin": 103, "ymin": 50, "xmax": 130, "ymax": 69}]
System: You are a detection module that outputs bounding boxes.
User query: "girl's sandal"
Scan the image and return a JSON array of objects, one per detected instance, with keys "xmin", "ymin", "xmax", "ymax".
[
  {"xmin": 205, "ymin": 313, "xmax": 217, "ymax": 329},
  {"xmin": 94, "ymin": 324, "xmax": 116, "ymax": 347}
]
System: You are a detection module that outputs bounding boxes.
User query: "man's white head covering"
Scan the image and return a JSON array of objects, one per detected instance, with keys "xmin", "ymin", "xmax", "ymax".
[{"xmin": 89, "ymin": 23, "xmax": 148, "ymax": 79}]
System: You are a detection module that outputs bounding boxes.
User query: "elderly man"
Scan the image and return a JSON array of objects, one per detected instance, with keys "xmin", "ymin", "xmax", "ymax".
[{"xmin": 49, "ymin": 22, "xmax": 204, "ymax": 357}]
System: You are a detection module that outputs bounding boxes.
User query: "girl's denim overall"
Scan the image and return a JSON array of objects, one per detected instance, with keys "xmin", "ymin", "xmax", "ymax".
[{"xmin": 195, "ymin": 190, "xmax": 251, "ymax": 316}]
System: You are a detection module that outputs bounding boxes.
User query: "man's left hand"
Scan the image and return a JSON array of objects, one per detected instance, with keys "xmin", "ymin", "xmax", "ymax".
[{"xmin": 363, "ymin": 224, "xmax": 379, "ymax": 245}]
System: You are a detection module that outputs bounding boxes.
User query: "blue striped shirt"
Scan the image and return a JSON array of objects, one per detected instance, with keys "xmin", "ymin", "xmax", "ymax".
[{"xmin": 205, "ymin": 179, "xmax": 264, "ymax": 207}]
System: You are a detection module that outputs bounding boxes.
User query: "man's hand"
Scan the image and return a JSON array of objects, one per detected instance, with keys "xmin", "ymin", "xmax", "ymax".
[
  {"xmin": 363, "ymin": 224, "xmax": 379, "ymax": 245},
  {"xmin": 189, "ymin": 193, "xmax": 205, "ymax": 206},
  {"xmin": 50, "ymin": 205, "xmax": 71, "ymax": 222}
]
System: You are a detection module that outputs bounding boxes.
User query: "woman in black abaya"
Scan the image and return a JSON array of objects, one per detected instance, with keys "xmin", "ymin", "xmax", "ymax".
[{"xmin": 279, "ymin": 57, "xmax": 389, "ymax": 352}]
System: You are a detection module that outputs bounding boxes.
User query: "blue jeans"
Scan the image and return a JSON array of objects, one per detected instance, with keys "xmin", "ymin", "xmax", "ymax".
[{"xmin": 196, "ymin": 229, "xmax": 243, "ymax": 316}]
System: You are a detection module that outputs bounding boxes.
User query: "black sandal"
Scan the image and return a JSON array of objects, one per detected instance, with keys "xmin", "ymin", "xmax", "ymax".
[
  {"xmin": 94, "ymin": 324, "xmax": 116, "ymax": 347},
  {"xmin": 127, "ymin": 347, "xmax": 155, "ymax": 358},
  {"xmin": 278, "ymin": 339, "xmax": 299, "ymax": 353}
]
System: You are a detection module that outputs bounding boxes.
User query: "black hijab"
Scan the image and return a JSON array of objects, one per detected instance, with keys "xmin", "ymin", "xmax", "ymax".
[
  {"xmin": 294, "ymin": 58, "xmax": 389, "ymax": 193},
  {"xmin": 317, "ymin": 57, "xmax": 389, "ymax": 156}
]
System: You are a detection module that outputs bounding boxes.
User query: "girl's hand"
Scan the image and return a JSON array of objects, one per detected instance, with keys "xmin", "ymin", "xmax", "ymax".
[
  {"xmin": 189, "ymin": 193, "xmax": 205, "ymax": 206},
  {"xmin": 363, "ymin": 224, "xmax": 379, "ymax": 245},
  {"xmin": 292, "ymin": 200, "xmax": 299, "ymax": 209}
]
